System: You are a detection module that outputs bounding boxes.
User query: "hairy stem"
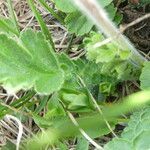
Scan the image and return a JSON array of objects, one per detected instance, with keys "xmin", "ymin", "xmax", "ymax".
[{"xmin": 71, "ymin": 0, "xmax": 147, "ymax": 67}]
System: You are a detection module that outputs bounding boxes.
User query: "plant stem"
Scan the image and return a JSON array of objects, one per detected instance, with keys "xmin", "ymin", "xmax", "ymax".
[{"xmin": 71, "ymin": 0, "xmax": 147, "ymax": 67}]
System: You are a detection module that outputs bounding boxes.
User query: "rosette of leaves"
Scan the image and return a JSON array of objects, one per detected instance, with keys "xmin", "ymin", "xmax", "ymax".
[
  {"xmin": 53, "ymin": 0, "xmax": 121, "ymax": 35},
  {"xmin": 58, "ymin": 53, "xmax": 118, "ymax": 102},
  {"xmin": 84, "ymin": 31, "xmax": 141, "ymax": 81}
]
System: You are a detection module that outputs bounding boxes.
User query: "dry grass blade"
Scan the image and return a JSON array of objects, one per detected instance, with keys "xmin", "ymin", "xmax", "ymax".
[
  {"xmin": 4, "ymin": 115, "xmax": 23, "ymax": 150},
  {"xmin": 77, "ymin": 76, "xmax": 118, "ymax": 138},
  {"xmin": 121, "ymin": 13, "xmax": 150, "ymax": 32},
  {"xmin": 94, "ymin": 13, "xmax": 150, "ymax": 50}
]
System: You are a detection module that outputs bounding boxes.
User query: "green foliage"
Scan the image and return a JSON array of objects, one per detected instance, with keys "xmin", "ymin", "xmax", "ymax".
[
  {"xmin": 53, "ymin": 0, "xmax": 77, "ymax": 13},
  {"xmin": 27, "ymin": 0, "xmax": 55, "ymax": 49},
  {"xmin": 0, "ymin": 29, "xmax": 64, "ymax": 94},
  {"xmin": 7, "ymin": 0, "xmax": 20, "ymax": 35},
  {"xmin": 76, "ymin": 137, "xmax": 89, "ymax": 150},
  {"xmin": 26, "ymin": 90, "xmax": 150, "ymax": 149},
  {"xmin": 38, "ymin": 0, "xmax": 64, "ymax": 24},
  {"xmin": 54, "ymin": 0, "xmax": 113, "ymax": 12},
  {"xmin": 84, "ymin": 31, "xmax": 140, "ymax": 81},
  {"xmin": 1, "ymin": 141, "xmax": 16, "ymax": 150},
  {"xmin": 141, "ymin": 0, "xmax": 150, "ymax": 5},
  {"xmin": 53, "ymin": 0, "xmax": 120, "ymax": 35},
  {"xmin": 65, "ymin": 11, "xmax": 93, "ymax": 36},
  {"xmin": 0, "ymin": 18, "xmax": 19, "ymax": 36},
  {"xmin": 26, "ymin": 114, "xmax": 116, "ymax": 149},
  {"xmin": 140, "ymin": 62, "xmax": 150, "ymax": 90},
  {"xmin": 105, "ymin": 107, "xmax": 150, "ymax": 150},
  {"xmin": 0, "ymin": 90, "xmax": 35, "ymax": 119},
  {"xmin": 0, "ymin": 0, "xmax": 149, "ymax": 149},
  {"xmin": 61, "ymin": 92, "xmax": 90, "ymax": 110}
]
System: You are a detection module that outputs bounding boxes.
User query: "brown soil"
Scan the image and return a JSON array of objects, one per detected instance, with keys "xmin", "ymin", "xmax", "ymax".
[{"xmin": 120, "ymin": 3, "xmax": 150, "ymax": 55}]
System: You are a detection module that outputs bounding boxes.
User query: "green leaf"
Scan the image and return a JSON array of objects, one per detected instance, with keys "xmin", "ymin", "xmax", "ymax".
[
  {"xmin": 65, "ymin": 11, "xmax": 93, "ymax": 36},
  {"xmin": 140, "ymin": 62, "xmax": 150, "ymax": 90},
  {"xmin": 53, "ymin": 0, "xmax": 115, "ymax": 35},
  {"xmin": 57, "ymin": 53, "xmax": 76, "ymax": 77},
  {"xmin": 141, "ymin": 0, "xmax": 150, "ymax": 5},
  {"xmin": 105, "ymin": 3, "xmax": 117, "ymax": 20},
  {"xmin": 0, "ymin": 18, "xmax": 19, "ymax": 36},
  {"xmin": 61, "ymin": 92, "xmax": 90, "ymax": 110},
  {"xmin": 64, "ymin": 2, "xmax": 116, "ymax": 36},
  {"xmin": 85, "ymin": 32, "xmax": 118, "ymax": 62},
  {"xmin": 38, "ymin": 0, "xmax": 64, "ymax": 24},
  {"xmin": 95, "ymin": 47, "xmax": 116, "ymax": 63},
  {"xmin": 84, "ymin": 31, "xmax": 139, "ymax": 81},
  {"xmin": 26, "ymin": 90, "xmax": 150, "ymax": 149},
  {"xmin": 54, "ymin": 0, "xmax": 113, "ymax": 13},
  {"xmin": 53, "ymin": 0, "xmax": 77, "ymax": 13},
  {"xmin": 76, "ymin": 137, "xmax": 89, "ymax": 150},
  {"xmin": 33, "ymin": 115, "xmax": 53, "ymax": 128},
  {"xmin": 97, "ymin": 0, "xmax": 113, "ymax": 7},
  {"xmin": 76, "ymin": 60, "xmax": 103, "ymax": 89},
  {"xmin": 0, "ymin": 29, "xmax": 64, "ymax": 94},
  {"xmin": 26, "ymin": 113, "xmax": 116, "ymax": 149},
  {"xmin": 34, "ymin": 96, "xmax": 50, "ymax": 114},
  {"xmin": 57, "ymin": 142, "xmax": 68, "ymax": 150},
  {"xmin": 44, "ymin": 93, "xmax": 65, "ymax": 119},
  {"xmin": 114, "ymin": 12, "xmax": 123, "ymax": 25},
  {"xmin": 7, "ymin": 0, "xmax": 20, "ymax": 35},
  {"xmin": 119, "ymin": 50, "xmax": 131, "ymax": 60},
  {"xmin": 104, "ymin": 107, "xmax": 150, "ymax": 150},
  {"xmin": 27, "ymin": 0, "xmax": 55, "ymax": 49}
]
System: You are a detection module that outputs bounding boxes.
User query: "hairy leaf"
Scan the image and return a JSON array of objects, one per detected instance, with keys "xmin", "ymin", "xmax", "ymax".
[
  {"xmin": 0, "ymin": 29, "xmax": 64, "ymax": 94},
  {"xmin": 140, "ymin": 62, "xmax": 150, "ymax": 90},
  {"xmin": 85, "ymin": 32, "xmax": 124, "ymax": 62},
  {"xmin": 105, "ymin": 107, "xmax": 150, "ymax": 150},
  {"xmin": 0, "ymin": 18, "xmax": 19, "ymax": 36},
  {"xmin": 84, "ymin": 31, "xmax": 140, "ymax": 81},
  {"xmin": 65, "ymin": 11, "xmax": 93, "ymax": 36},
  {"xmin": 53, "ymin": 0, "xmax": 117, "ymax": 35},
  {"xmin": 53, "ymin": 0, "xmax": 77, "ymax": 13},
  {"xmin": 54, "ymin": 0, "xmax": 113, "ymax": 13}
]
